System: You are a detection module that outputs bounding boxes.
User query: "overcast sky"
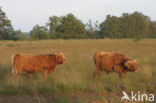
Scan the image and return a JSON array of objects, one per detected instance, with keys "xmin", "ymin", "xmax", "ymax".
[{"xmin": 1, "ymin": 0, "xmax": 156, "ymax": 32}]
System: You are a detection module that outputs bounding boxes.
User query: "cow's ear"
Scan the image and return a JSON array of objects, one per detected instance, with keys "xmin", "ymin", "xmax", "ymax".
[
  {"xmin": 124, "ymin": 61, "xmax": 131, "ymax": 68},
  {"xmin": 51, "ymin": 53, "xmax": 58, "ymax": 61},
  {"xmin": 54, "ymin": 53, "xmax": 58, "ymax": 59},
  {"xmin": 134, "ymin": 60, "xmax": 139, "ymax": 64}
]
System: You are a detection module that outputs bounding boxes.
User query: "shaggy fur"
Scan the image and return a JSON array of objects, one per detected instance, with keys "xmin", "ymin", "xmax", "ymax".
[
  {"xmin": 12, "ymin": 52, "xmax": 66, "ymax": 78},
  {"xmin": 93, "ymin": 52, "xmax": 138, "ymax": 78}
]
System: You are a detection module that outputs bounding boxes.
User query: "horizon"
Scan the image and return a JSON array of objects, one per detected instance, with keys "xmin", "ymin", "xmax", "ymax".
[{"xmin": 1, "ymin": 0, "xmax": 156, "ymax": 32}]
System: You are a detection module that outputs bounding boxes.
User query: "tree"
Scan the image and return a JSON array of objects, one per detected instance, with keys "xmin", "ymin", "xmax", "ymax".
[
  {"xmin": 120, "ymin": 12, "xmax": 149, "ymax": 39},
  {"xmin": 57, "ymin": 13, "xmax": 86, "ymax": 38},
  {"xmin": 47, "ymin": 13, "xmax": 86, "ymax": 39},
  {"xmin": 86, "ymin": 20, "xmax": 99, "ymax": 38},
  {"xmin": 0, "ymin": 7, "xmax": 14, "ymax": 40},
  {"xmin": 98, "ymin": 12, "xmax": 150, "ymax": 39},
  {"xmin": 99, "ymin": 15, "xmax": 122, "ymax": 38},
  {"xmin": 12, "ymin": 30, "xmax": 28, "ymax": 40},
  {"xmin": 30, "ymin": 25, "xmax": 49, "ymax": 40},
  {"xmin": 47, "ymin": 16, "xmax": 60, "ymax": 37},
  {"xmin": 145, "ymin": 21, "xmax": 156, "ymax": 38}
]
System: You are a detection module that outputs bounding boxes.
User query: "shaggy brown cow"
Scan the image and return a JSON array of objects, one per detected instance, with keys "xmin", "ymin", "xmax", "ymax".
[
  {"xmin": 12, "ymin": 52, "xmax": 66, "ymax": 78},
  {"xmin": 93, "ymin": 52, "xmax": 138, "ymax": 78}
]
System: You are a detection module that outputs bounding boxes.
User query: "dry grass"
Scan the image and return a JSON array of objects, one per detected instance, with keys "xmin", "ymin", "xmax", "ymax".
[{"xmin": 0, "ymin": 39, "xmax": 155, "ymax": 102}]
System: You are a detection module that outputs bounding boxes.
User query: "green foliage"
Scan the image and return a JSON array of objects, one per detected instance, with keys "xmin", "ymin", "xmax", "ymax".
[
  {"xmin": 0, "ymin": 39, "xmax": 156, "ymax": 97},
  {"xmin": 0, "ymin": 7, "xmax": 155, "ymax": 40},
  {"xmin": 0, "ymin": 7, "xmax": 14, "ymax": 40},
  {"xmin": 86, "ymin": 20, "xmax": 99, "ymax": 38},
  {"xmin": 99, "ymin": 15, "xmax": 122, "ymax": 38},
  {"xmin": 47, "ymin": 16, "xmax": 60, "ymax": 34},
  {"xmin": 99, "ymin": 11, "xmax": 150, "ymax": 39},
  {"xmin": 12, "ymin": 30, "xmax": 28, "ymax": 40},
  {"xmin": 47, "ymin": 13, "xmax": 86, "ymax": 39},
  {"xmin": 145, "ymin": 21, "xmax": 156, "ymax": 38},
  {"xmin": 30, "ymin": 25, "xmax": 50, "ymax": 40},
  {"xmin": 120, "ymin": 12, "xmax": 148, "ymax": 39}
]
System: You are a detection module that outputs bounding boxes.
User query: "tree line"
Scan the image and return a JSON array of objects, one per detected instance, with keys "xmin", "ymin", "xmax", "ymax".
[{"xmin": 0, "ymin": 7, "xmax": 156, "ymax": 40}]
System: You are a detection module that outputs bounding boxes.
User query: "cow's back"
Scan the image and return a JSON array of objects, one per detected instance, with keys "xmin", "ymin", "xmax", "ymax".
[
  {"xmin": 114, "ymin": 53, "xmax": 129, "ymax": 65},
  {"xmin": 100, "ymin": 52, "xmax": 115, "ymax": 72},
  {"xmin": 94, "ymin": 52, "xmax": 114, "ymax": 72},
  {"xmin": 93, "ymin": 52, "xmax": 135, "ymax": 78},
  {"xmin": 12, "ymin": 53, "xmax": 51, "ymax": 74}
]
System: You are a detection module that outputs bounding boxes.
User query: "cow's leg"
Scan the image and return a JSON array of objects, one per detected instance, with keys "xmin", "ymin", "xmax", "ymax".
[
  {"xmin": 13, "ymin": 66, "xmax": 23, "ymax": 78},
  {"xmin": 14, "ymin": 68, "xmax": 22, "ymax": 76},
  {"xmin": 12, "ymin": 70, "xmax": 17, "ymax": 77},
  {"xmin": 12, "ymin": 67, "xmax": 18, "ymax": 77},
  {"xmin": 27, "ymin": 72, "xmax": 33, "ymax": 77},
  {"xmin": 97, "ymin": 69, "xmax": 102, "ymax": 77},
  {"xmin": 43, "ymin": 67, "xmax": 53, "ymax": 78},
  {"xmin": 13, "ymin": 70, "xmax": 22, "ymax": 78},
  {"xmin": 17, "ymin": 71, "xmax": 22, "ymax": 76},
  {"xmin": 119, "ymin": 73, "xmax": 124, "ymax": 79},
  {"xmin": 93, "ymin": 70, "xmax": 97, "ymax": 78},
  {"xmin": 47, "ymin": 69, "xmax": 55, "ymax": 75},
  {"xmin": 93, "ymin": 65, "xmax": 98, "ymax": 78},
  {"xmin": 43, "ymin": 70, "xmax": 48, "ymax": 78},
  {"xmin": 43, "ymin": 68, "xmax": 55, "ymax": 78},
  {"xmin": 28, "ymin": 73, "xmax": 33, "ymax": 76},
  {"xmin": 94, "ymin": 65, "xmax": 102, "ymax": 77}
]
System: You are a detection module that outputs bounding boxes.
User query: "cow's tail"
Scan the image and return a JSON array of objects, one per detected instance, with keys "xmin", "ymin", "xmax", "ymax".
[
  {"xmin": 93, "ymin": 52, "xmax": 98, "ymax": 78},
  {"xmin": 11, "ymin": 54, "xmax": 16, "ymax": 75},
  {"xmin": 94, "ymin": 52, "xmax": 98, "ymax": 65}
]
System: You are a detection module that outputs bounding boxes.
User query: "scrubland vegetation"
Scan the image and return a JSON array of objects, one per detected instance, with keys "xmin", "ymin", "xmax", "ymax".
[
  {"xmin": 1, "ymin": 7, "xmax": 156, "ymax": 41},
  {"xmin": 0, "ymin": 39, "xmax": 155, "ymax": 103}
]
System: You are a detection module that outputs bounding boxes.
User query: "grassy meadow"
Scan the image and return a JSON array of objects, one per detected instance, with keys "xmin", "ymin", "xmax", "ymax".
[{"xmin": 0, "ymin": 39, "xmax": 156, "ymax": 103}]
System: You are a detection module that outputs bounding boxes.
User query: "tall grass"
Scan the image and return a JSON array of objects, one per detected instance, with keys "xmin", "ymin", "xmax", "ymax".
[{"xmin": 0, "ymin": 39, "xmax": 155, "ymax": 102}]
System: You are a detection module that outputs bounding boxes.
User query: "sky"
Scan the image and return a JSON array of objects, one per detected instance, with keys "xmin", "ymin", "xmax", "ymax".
[{"xmin": 1, "ymin": 0, "xmax": 156, "ymax": 32}]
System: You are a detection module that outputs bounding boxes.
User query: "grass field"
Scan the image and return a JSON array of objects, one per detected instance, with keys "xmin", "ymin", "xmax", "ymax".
[{"xmin": 0, "ymin": 39, "xmax": 155, "ymax": 103}]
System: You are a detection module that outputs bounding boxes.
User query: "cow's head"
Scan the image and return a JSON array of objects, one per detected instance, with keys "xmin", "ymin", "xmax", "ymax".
[
  {"xmin": 124, "ymin": 60, "xmax": 138, "ymax": 72},
  {"xmin": 54, "ymin": 52, "xmax": 66, "ymax": 64}
]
